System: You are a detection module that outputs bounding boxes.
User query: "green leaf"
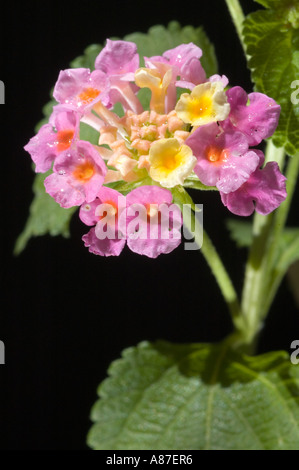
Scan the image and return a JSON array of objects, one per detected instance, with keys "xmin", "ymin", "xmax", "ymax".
[
  {"xmin": 226, "ymin": 219, "xmax": 253, "ymax": 248},
  {"xmin": 226, "ymin": 219, "xmax": 299, "ymax": 259},
  {"xmin": 87, "ymin": 341, "xmax": 299, "ymax": 450},
  {"xmin": 106, "ymin": 176, "xmax": 157, "ymax": 195},
  {"xmin": 14, "ymin": 172, "xmax": 77, "ymax": 255},
  {"xmin": 80, "ymin": 121, "xmax": 100, "ymax": 145},
  {"xmin": 243, "ymin": 2, "xmax": 299, "ymax": 155},
  {"xmin": 171, "ymin": 185, "xmax": 197, "ymax": 211},
  {"xmin": 183, "ymin": 172, "xmax": 218, "ymax": 191}
]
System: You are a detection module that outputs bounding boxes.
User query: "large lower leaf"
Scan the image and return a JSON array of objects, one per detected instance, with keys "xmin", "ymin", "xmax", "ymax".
[
  {"xmin": 87, "ymin": 341, "xmax": 299, "ymax": 450},
  {"xmin": 243, "ymin": 1, "xmax": 299, "ymax": 155}
]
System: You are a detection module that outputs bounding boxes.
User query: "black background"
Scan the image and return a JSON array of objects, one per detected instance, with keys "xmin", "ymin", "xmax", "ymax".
[{"xmin": 1, "ymin": 0, "xmax": 299, "ymax": 450}]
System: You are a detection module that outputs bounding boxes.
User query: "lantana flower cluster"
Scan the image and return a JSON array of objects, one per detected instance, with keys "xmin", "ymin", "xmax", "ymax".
[{"xmin": 24, "ymin": 40, "xmax": 287, "ymax": 258}]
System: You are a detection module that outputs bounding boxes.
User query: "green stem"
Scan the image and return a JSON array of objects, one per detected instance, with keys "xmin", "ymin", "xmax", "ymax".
[
  {"xmin": 225, "ymin": 0, "xmax": 246, "ymax": 54},
  {"xmin": 260, "ymin": 152, "xmax": 299, "ymax": 318},
  {"xmin": 240, "ymin": 143, "xmax": 289, "ymax": 347},
  {"xmin": 270, "ymin": 152, "xmax": 299, "ymax": 243},
  {"xmin": 182, "ymin": 201, "xmax": 241, "ymax": 324}
]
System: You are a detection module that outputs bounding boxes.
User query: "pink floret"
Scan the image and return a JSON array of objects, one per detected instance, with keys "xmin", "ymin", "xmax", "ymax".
[
  {"xmin": 186, "ymin": 123, "xmax": 260, "ymax": 193},
  {"xmin": 95, "ymin": 39, "xmax": 139, "ymax": 81},
  {"xmin": 24, "ymin": 124, "xmax": 59, "ymax": 173},
  {"xmin": 147, "ymin": 43, "xmax": 206, "ymax": 88},
  {"xmin": 126, "ymin": 186, "xmax": 182, "ymax": 258},
  {"xmin": 224, "ymin": 86, "xmax": 281, "ymax": 146},
  {"xmin": 80, "ymin": 187, "xmax": 126, "ymax": 256},
  {"xmin": 82, "ymin": 228, "xmax": 126, "ymax": 257},
  {"xmin": 24, "ymin": 110, "xmax": 79, "ymax": 173},
  {"xmin": 44, "ymin": 140, "xmax": 106, "ymax": 208},
  {"xmin": 53, "ymin": 68, "xmax": 110, "ymax": 112},
  {"xmin": 221, "ymin": 156, "xmax": 287, "ymax": 216}
]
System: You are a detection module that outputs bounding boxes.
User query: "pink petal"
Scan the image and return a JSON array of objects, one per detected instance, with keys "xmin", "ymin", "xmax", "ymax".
[
  {"xmin": 79, "ymin": 200, "xmax": 100, "ymax": 226},
  {"xmin": 48, "ymin": 141, "xmax": 106, "ymax": 207},
  {"xmin": 24, "ymin": 124, "xmax": 57, "ymax": 173},
  {"xmin": 53, "ymin": 68, "xmax": 109, "ymax": 111},
  {"xmin": 53, "ymin": 109, "xmax": 79, "ymax": 131},
  {"xmin": 127, "ymin": 234, "xmax": 181, "ymax": 258},
  {"xmin": 126, "ymin": 186, "xmax": 182, "ymax": 258},
  {"xmin": 221, "ymin": 161, "xmax": 287, "ymax": 216},
  {"xmin": 95, "ymin": 39, "xmax": 139, "ymax": 78},
  {"xmin": 209, "ymin": 74, "xmax": 229, "ymax": 87},
  {"xmin": 163, "ymin": 43, "xmax": 203, "ymax": 63},
  {"xmin": 186, "ymin": 123, "xmax": 253, "ymax": 191},
  {"xmin": 147, "ymin": 43, "xmax": 205, "ymax": 86},
  {"xmin": 44, "ymin": 172, "xmax": 86, "ymax": 208},
  {"xmin": 82, "ymin": 228, "xmax": 125, "ymax": 257},
  {"xmin": 225, "ymin": 86, "xmax": 281, "ymax": 145},
  {"xmin": 126, "ymin": 185, "xmax": 173, "ymax": 207},
  {"xmin": 216, "ymin": 150, "xmax": 260, "ymax": 194}
]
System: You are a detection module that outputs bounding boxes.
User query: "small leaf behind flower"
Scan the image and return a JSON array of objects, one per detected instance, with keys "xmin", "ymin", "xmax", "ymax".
[
  {"xmin": 226, "ymin": 219, "xmax": 253, "ymax": 248},
  {"xmin": 14, "ymin": 172, "xmax": 77, "ymax": 255}
]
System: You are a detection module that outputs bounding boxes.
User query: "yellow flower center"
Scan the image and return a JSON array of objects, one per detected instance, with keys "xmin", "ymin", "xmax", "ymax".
[
  {"xmin": 206, "ymin": 146, "xmax": 229, "ymax": 164},
  {"xmin": 78, "ymin": 87, "xmax": 100, "ymax": 105},
  {"xmin": 148, "ymin": 138, "xmax": 197, "ymax": 187},
  {"xmin": 72, "ymin": 161, "xmax": 95, "ymax": 182},
  {"xmin": 175, "ymin": 82, "xmax": 230, "ymax": 126},
  {"xmin": 56, "ymin": 129, "xmax": 75, "ymax": 153}
]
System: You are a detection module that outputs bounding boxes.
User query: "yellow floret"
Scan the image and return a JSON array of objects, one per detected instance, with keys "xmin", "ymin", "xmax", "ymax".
[
  {"xmin": 149, "ymin": 138, "xmax": 197, "ymax": 188},
  {"xmin": 175, "ymin": 82, "xmax": 230, "ymax": 127}
]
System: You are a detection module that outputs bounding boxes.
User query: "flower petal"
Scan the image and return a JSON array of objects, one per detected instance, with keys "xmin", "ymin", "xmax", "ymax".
[
  {"xmin": 221, "ymin": 161, "xmax": 287, "ymax": 216},
  {"xmin": 82, "ymin": 228, "xmax": 126, "ymax": 257}
]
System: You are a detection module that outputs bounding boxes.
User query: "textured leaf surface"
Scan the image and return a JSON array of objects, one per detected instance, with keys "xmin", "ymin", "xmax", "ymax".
[
  {"xmin": 243, "ymin": 1, "xmax": 299, "ymax": 155},
  {"xmin": 87, "ymin": 341, "xmax": 299, "ymax": 450}
]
